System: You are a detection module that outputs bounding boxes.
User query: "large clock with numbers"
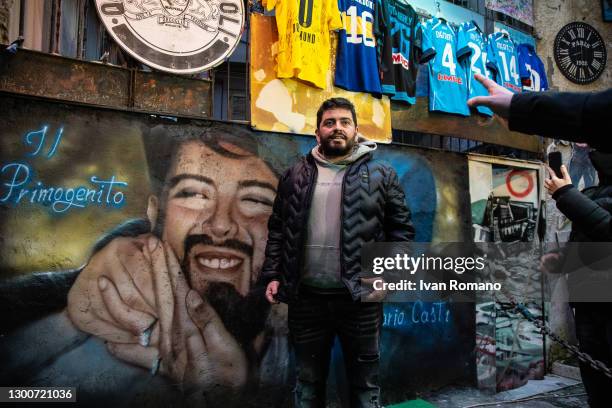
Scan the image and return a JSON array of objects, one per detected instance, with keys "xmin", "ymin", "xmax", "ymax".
[{"xmin": 554, "ymin": 22, "xmax": 606, "ymax": 84}]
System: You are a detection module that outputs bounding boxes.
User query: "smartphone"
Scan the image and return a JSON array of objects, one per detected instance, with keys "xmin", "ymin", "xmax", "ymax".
[{"xmin": 547, "ymin": 151, "xmax": 563, "ymax": 178}]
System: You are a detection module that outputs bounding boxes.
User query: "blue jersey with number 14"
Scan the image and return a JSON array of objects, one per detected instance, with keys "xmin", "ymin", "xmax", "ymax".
[
  {"xmin": 487, "ymin": 32, "xmax": 521, "ymax": 93},
  {"xmin": 416, "ymin": 18, "xmax": 469, "ymax": 116}
]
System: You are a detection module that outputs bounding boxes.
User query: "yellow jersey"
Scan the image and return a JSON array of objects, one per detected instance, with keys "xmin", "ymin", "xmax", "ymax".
[{"xmin": 265, "ymin": 0, "xmax": 343, "ymax": 89}]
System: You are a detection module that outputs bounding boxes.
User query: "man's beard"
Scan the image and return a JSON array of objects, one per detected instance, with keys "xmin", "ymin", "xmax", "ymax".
[
  {"xmin": 182, "ymin": 234, "xmax": 271, "ymax": 348},
  {"xmin": 202, "ymin": 281, "xmax": 270, "ymax": 347},
  {"xmin": 320, "ymin": 132, "xmax": 357, "ymax": 157}
]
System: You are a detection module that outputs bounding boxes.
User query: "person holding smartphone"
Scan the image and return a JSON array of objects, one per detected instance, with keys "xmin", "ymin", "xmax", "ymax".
[{"xmin": 469, "ymin": 74, "xmax": 612, "ymax": 407}]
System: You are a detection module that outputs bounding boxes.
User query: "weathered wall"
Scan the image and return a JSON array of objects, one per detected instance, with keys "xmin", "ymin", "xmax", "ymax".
[
  {"xmin": 0, "ymin": 0, "xmax": 14, "ymax": 44},
  {"xmin": 469, "ymin": 157, "xmax": 545, "ymax": 392},
  {"xmin": 534, "ymin": 0, "xmax": 612, "ymax": 91},
  {"xmin": 0, "ymin": 95, "xmax": 475, "ymax": 406}
]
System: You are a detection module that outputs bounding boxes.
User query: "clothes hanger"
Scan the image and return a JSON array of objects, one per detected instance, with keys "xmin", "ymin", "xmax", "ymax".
[{"xmin": 435, "ymin": 1, "xmax": 444, "ymax": 20}]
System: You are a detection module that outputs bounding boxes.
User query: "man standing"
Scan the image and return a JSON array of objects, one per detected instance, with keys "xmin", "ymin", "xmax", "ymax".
[{"xmin": 262, "ymin": 98, "xmax": 415, "ymax": 408}]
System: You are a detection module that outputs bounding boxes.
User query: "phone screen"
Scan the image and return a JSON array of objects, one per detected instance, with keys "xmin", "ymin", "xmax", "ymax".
[{"xmin": 548, "ymin": 151, "xmax": 563, "ymax": 178}]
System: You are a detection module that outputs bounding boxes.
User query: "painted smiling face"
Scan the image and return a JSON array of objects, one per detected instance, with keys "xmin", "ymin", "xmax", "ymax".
[
  {"xmin": 151, "ymin": 139, "xmax": 278, "ymax": 297},
  {"xmin": 147, "ymin": 139, "xmax": 278, "ymax": 343}
]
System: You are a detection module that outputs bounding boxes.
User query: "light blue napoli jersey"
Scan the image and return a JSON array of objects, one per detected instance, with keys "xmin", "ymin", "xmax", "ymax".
[
  {"xmin": 415, "ymin": 17, "xmax": 469, "ymax": 116},
  {"xmin": 486, "ymin": 32, "xmax": 522, "ymax": 93},
  {"xmin": 457, "ymin": 21, "xmax": 493, "ymax": 116}
]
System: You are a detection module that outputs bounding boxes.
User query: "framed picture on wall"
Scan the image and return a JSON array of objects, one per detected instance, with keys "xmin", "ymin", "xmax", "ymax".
[{"xmin": 603, "ymin": 0, "xmax": 612, "ymax": 22}]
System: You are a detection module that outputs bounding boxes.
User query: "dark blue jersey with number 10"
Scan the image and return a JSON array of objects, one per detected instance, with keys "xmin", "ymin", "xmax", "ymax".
[{"xmin": 335, "ymin": 0, "xmax": 382, "ymax": 96}]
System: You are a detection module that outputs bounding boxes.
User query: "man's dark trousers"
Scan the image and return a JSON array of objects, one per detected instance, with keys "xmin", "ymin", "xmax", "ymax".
[{"xmin": 288, "ymin": 287, "xmax": 382, "ymax": 408}]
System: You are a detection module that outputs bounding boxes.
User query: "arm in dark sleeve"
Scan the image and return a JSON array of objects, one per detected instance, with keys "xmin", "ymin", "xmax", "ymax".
[
  {"xmin": 259, "ymin": 171, "xmax": 288, "ymax": 286},
  {"xmin": 509, "ymin": 89, "xmax": 612, "ymax": 152},
  {"xmin": 0, "ymin": 269, "xmax": 81, "ymax": 332},
  {"xmin": 384, "ymin": 168, "xmax": 416, "ymax": 242},
  {"xmin": 0, "ymin": 218, "xmax": 150, "ymax": 332},
  {"xmin": 553, "ymin": 185, "xmax": 612, "ymax": 241}
]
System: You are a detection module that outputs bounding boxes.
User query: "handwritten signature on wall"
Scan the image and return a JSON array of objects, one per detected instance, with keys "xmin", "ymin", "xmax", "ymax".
[
  {"xmin": 384, "ymin": 301, "xmax": 451, "ymax": 327},
  {"xmin": 1, "ymin": 126, "xmax": 128, "ymax": 214}
]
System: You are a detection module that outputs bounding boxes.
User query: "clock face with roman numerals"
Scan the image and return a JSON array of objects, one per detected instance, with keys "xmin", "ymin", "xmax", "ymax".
[{"xmin": 554, "ymin": 22, "xmax": 606, "ymax": 84}]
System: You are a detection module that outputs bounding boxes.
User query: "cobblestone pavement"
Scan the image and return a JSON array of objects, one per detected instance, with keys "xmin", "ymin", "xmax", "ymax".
[{"xmin": 421, "ymin": 383, "xmax": 588, "ymax": 408}]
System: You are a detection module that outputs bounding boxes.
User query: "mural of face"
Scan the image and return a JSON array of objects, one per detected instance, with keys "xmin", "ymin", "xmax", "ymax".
[
  {"xmin": 149, "ymin": 139, "xmax": 278, "ymax": 297},
  {"xmin": 146, "ymin": 138, "xmax": 277, "ymax": 344},
  {"xmin": 315, "ymin": 108, "xmax": 359, "ymax": 157}
]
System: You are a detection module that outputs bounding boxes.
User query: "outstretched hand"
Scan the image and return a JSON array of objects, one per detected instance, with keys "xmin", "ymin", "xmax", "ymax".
[{"xmin": 467, "ymin": 73, "xmax": 514, "ymax": 119}]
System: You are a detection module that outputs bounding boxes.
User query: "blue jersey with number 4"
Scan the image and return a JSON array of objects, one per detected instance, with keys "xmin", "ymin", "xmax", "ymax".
[
  {"xmin": 487, "ymin": 32, "xmax": 522, "ymax": 93},
  {"xmin": 457, "ymin": 21, "xmax": 493, "ymax": 116},
  {"xmin": 416, "ymin": 18, "xmax": 469, "ymax": 116}
]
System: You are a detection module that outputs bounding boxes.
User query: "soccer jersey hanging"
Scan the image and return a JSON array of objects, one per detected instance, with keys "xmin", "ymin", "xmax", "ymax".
[
  {"xmin": 457, "ymin": 21, "xmax": 493, "ymax": 116},
  {"xmin": 265, "ymin": 0, "xmax": 343, "ymax": 89},
  {"xmin": 335, "ymin": 0, "xmax": 382, "ymax": 96},
  {"xmin": 517, "ymin": 43, "xmax": 548, "ymax": 91},
  {"xmin": 376, "ymin": 0, "xmax": 418, "ymax": 104},
  {"xmin": 416, "ymin": 17, "xmax": 469, "ymax": 116},
  {"xmin": 486, "ymin": 32, "xmax": 521, "ymax": 93}
]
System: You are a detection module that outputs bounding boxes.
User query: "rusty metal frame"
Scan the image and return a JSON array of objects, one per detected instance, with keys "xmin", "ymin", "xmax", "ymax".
[{"xmin": 0, "ymin": 46, "xmax": 212, "ymax": 118}]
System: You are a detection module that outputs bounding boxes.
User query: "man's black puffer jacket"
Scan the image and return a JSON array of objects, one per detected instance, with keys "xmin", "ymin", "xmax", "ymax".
[{"xmin": 260, "ymin": 151, "xmax": 415, "ymax": 302}]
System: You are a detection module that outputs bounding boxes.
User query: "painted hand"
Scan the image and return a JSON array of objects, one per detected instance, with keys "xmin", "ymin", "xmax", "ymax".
[
  {"xmin": 108, "ymin": 239, "xmax": 248, "ymax": 391},
  {"xmin": 67, "ymin": 234, "xmax": 158, "ymax": 344}
]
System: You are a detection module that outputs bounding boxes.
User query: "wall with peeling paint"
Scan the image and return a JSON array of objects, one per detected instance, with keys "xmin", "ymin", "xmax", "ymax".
[
  {"xmin": 533, "ymin": 0, "xmax": 612, "ymax": 90},
  {"xmin": 0, "ymin": 0, "xmax": 15, "ymax": 44},
  {"xmin": 0, "ymin": 95, "xmax": 475, "ymax": 406}
]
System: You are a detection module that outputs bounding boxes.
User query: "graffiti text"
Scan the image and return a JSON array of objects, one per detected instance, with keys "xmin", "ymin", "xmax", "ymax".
[{"xmin": 1, "ymin": 126, "xmax": 128, "ymax": 214}]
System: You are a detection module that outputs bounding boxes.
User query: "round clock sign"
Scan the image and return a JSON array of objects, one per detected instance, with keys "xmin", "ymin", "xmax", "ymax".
[
  {"xmin": 95, "ymin": 0, "xmax": 245, "ymax": 74},
  {"xmin": 554, "ymin": 22, "xmax": 606, "ymax": 85}
]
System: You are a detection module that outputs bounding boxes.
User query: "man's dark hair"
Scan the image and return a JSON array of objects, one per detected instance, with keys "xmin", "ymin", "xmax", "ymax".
[
  {"xmin": 316, "ymin": 97, "xmax": 357, "ymax": 129},
  {"xmin": 142, "ymin": 122, "xmax": 286, "ymax": 197}
]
